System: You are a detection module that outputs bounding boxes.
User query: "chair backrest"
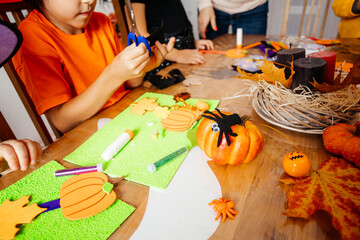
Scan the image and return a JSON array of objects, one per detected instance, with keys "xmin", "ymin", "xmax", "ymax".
[
  {"xmin": 0, "ymin": 111, "xmax": 16, "ymax": 142},
  {"xmin": 111, "ymin": 0, "xmax": 129, "ymax": 47},
  {"xmin": 280, "ymin": 0, "xmax": 331, "ymax": 38},
  {"xmin": 0, "ymin": 1, "xmax": 61, "ymax": 146}
]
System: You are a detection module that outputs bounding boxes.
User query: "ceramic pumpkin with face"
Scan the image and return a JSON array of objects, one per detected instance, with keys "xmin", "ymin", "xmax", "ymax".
[{"xmin": 196, "ymin": 110, "xmax": 264, "ymax": 165}]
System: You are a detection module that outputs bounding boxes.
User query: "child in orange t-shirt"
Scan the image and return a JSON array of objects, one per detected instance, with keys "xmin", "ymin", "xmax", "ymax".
[{"xmin": 13, "ymin": 0, "xmax": 175, "ymax": 133}]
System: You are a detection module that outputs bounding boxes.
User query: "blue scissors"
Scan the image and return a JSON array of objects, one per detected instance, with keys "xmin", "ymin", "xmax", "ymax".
[{"xmin": 125, "ymin": 0, "xmax": 152, "ymax": 56}]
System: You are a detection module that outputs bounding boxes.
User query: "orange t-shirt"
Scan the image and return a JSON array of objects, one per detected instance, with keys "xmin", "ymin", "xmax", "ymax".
[{"xmin": 13, "ymin": 10, "xmax": 129, "ymax": 115}]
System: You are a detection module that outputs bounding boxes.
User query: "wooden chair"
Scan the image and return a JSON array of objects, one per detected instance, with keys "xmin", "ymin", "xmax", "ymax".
[
  {"xmin": 0, "ymin": 1, "xmax": 62, "ymax": 146},
  {"xmin": 112, "ymin": 0, "xmax": 129, "ymax": 47},
  {"xmin": 280, "ymin": 0, "xmax": 332, "ymax": 38}
]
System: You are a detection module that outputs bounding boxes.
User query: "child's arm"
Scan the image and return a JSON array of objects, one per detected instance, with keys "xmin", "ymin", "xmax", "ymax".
[
  {"xmin": 46, "ymin": 39, "xmax": 175, "ymax": 133},
  {"xmin": 0, "ymin": 139, "xmax": 42, "ymax": 171}
]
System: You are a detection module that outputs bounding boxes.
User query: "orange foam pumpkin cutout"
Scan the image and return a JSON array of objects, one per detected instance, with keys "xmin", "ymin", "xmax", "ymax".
[
  {"xmin": 161, "ymin": 108, "xmax": 200, "ymax": 132},
  {"xmin": 59, "ymin": 172, "xmax": 116, "ymax": 220}
]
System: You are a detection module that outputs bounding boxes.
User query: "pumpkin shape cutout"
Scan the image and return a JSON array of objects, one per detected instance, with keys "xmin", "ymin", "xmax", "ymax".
[
  {"xmin": 161, "ymin": 108, "xmax": 200, "ymax": 132},
  {"xmin": 59, "ymin": 172, "xmax": 116, "ymax": 220},
  {"xmin": 197, "ymin": 111, "xmax": 264, "ymax": 165}
]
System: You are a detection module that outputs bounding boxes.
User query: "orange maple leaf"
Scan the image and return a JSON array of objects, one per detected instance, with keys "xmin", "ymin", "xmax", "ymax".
[
  {"xmin": 0, "ymin": 196, "xmax": 46, "ymax": 239},
  {"xmin": 235, "ymin": 59, "xmax": 294, "ymax": 88},
  {"xmin": 280, "ymin": 157, "xmax": 360, "ymax": 240}
]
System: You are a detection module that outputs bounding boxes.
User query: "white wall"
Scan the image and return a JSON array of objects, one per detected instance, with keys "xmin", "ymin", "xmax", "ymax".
[{"xmin": 1, "ymin": 0, "xmax": 341, "ymax": 146}]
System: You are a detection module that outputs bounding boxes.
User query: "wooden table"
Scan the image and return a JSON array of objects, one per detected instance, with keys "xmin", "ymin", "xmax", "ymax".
[{"xmin": 1, "ymin": 34, "xmax": 357, "ymax": 239}]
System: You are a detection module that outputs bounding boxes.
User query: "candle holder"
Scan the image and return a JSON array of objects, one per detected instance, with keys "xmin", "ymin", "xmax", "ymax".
[{"xmin": 292, "ymin": 57, "xmax": 326, "ymax": 91}]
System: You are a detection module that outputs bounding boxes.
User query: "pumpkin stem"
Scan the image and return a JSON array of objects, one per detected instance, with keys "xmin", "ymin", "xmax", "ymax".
[
  {"xmin": 240, "ymin": 115, "xmax": 250, "ymax": 125},
  {"xmin": 249, "ymin": 120, "xmax": 302, "ymax": 153}
]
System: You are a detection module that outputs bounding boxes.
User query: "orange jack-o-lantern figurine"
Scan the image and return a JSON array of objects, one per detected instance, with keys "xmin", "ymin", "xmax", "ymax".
[{"xmin": 283, "ymin": 151, "xmax": 311, "ymax": 177}]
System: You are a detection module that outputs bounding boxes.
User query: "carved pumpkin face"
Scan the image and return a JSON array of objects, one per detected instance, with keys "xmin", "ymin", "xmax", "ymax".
[
  {"xmin": 282, "ymin": 151, "xmax": 311, "ymax": 177},
  {"xmin": 59, "ymin": 172, "xmax": 116, "ymax": 220}
]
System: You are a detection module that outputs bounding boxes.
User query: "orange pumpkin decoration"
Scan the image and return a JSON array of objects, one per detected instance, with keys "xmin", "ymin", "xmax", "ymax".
[
  {"xmin": 322, "ymin": 123, "xmax": 360, "ymax": 168},
  {"xmin": 197, "ymin": 110, "xmax": 264, "ymax": 165},
  {"xmin": 282, "ymin": 151, "xmax": 311, "ymax": 177},
  {"xmin": 161, "ymin": 108, "xmax": 200, "ymax": 132},
  {"xmin": 59, "ymin": 172, "xmax": 116, "ymax": 220}
]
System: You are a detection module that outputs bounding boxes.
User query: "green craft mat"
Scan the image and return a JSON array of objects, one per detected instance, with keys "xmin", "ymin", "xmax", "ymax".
[
  {"xmin": 65, "ymin": 92, "xmax": 219, "ymax": 189},
  {"xmin": 0, "ymin": 161, "xmax": 135, "ymax": 240}
]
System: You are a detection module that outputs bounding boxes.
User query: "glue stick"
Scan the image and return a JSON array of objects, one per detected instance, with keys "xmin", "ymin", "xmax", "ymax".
[
  {"xmin": 101, "ymin": 129, "xmax": 134, "ymax": 161},
  {"xmin": 236, "ymin": 28, "xmax": 243, "ymax": 49},
  {"xmin": 147, "ymin": 147, "xmax": 188, "ymax": 173}
]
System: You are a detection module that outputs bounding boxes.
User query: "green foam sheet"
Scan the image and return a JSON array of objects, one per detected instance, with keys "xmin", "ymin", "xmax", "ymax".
[
  {"xmin": 65, "ymin": 92, "xmax": 219, "ymax": 189},
  {"xmin": 0, "ymin": 161, "xmax": 135, "ymax": 240}
]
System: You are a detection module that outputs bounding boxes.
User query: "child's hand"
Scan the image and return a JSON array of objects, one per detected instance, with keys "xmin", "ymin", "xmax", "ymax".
[
  {"xmin": 195, "ymin": 39, "xmax": 214, "ymax": 50},
  {"xmin": 145, "ymin": 37, "xmax": 175, "ymax": 72},
  {"xmin": 173, "ymin": 49, "xmax": 206, "ymax": 65},
  {"xmin": 0, "ymin": 139, "xmax": 42, "ymax": 171},
  {"xmin": 108, "ymin": 43, "xmax": 151, "ymax": 84}
]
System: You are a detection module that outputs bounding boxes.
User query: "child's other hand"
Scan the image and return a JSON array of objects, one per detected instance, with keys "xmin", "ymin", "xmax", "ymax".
[
  {"xmin": 195, "ymin": 39, "xmax": 214, "ymax": 50},
  {"xmin": 145, "ymin": 37, "xmax": 175, "ymax": 72},
  {"xmin": 174, "ymin": 49, "xmax": 206, "ymax": 65},
  {"xmin": 0, "ymin": 139, "xmax": 42, "ymax": 171}
]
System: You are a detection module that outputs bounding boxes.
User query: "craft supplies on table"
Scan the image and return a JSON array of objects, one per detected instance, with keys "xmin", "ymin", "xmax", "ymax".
[
  {"xmin": 64, "ymin": 92, "xmax": 219, "ymax": 189},
  {"xmin": 101, "ymin": 129, "xmax": 134, "ymax": 161},
  {"xmin": 54, "ymin": 163, "xmax": 103, "ymax": 177},
  {"xmin": 148, "ymin": 147, "xmax": 188, "ymax": 173},
  {"xmin": 225, "ymin": 28, "xmax": 246, "ymax": 58}
]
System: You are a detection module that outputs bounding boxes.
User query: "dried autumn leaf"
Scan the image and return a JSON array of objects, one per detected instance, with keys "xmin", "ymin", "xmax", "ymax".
[
  {"xmin": 235, "ymin": 59, "xmax": 294, "ymax": 88},
  {"xmin": 313, "ymin": 57, "xmax": 360, "ymax": 93},
  {"xmin": 280, "ymin": 157, "xmax": 360, "ymax": 240},
  {"xmin": 0, "ymin": 195, "xmax": 46, "ymax": 239}
]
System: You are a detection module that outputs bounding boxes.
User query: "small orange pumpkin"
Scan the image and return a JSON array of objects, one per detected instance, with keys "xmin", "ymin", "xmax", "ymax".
[
  {"xmin": 161, "ymin": 108, "xmax": 200, "ymax": 132},
  {"xmin": 282, "ymin": 151, "xmax": 311, "ymax": 177},
  {"xmin": 59, "ymin": 172, "xmax": 116, "ymax": 220},
  {"xmin": 197, "ymin": 110, "xmax": 264, "ymax": 165}
]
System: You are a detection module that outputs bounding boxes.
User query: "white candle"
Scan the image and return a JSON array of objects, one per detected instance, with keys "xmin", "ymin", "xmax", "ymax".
[{"xmin": 236, "ymin": 28, "xmax": 243, "ymax": 49}]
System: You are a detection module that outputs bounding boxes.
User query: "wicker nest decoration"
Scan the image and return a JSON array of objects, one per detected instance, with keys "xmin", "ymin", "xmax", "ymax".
[{"xmin": 251, "ymin": 81, "xmax": 360, "ymax": 131}]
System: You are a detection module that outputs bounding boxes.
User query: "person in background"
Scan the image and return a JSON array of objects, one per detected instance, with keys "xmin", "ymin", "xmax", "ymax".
[
  {"xmin": 13, "ymin": 0, "xmax": 175, "ymax": 133},
  {"xmin": 0, "ymin": 139, "xmax": 42, "ymax": 171},
  {"xmin": 198, "ymin": 0, "xmax": 268, "ymax": 40},
  {"xmin": 131, "ymin": 0, "xmax": 214, "ymax": 65},
  {"xmin": 0, "ymin": 19, "xmax": 42, "ymax": 172},
  {"xmin": 332, "ymin": 0, "xmax": 360, "ymax": 38}
]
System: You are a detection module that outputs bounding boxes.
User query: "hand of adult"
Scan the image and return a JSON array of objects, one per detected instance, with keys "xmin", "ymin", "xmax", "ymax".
[{"xmin": 198, "ymin": 6, "xmax": 217, "ymax": 39}]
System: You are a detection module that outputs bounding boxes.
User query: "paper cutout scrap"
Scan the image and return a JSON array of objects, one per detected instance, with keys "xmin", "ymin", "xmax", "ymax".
[
  {"xmin": 0, "ymin": 196, "xmax": 46, "ymax": 239},
  {"xmin": 59, "ymin": 172, "xmax": 117, "ymax": 220},
  {"xmin": 161, "ymin": 108, "xmax": 200, "ymax": 132},
  {"xmin": 153, "ymin": 106, "xmax": 170, "ymax": 118},
  {"xmin": 130, "ymin": 97, "xmax": 158, "ymax": 115},
  {"xmin": 280, "ymin": 157, "xmax": 360, "ymax": 240}
]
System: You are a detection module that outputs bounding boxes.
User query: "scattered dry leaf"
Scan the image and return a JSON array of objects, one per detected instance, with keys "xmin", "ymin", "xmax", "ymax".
[
  {"xmin": 313, "ymin": 57, "xmax": 360, "ymax": 93},
  {"xmin": 173, "ymin": 92, "xmax": 191, "ymax": 102},
  {"xmin": 235, "ymin": 58, "xmax": 294, "ymax": 88},
  {"xmin": 280, "ymin": 157, "xmax": 360, "ymax": 240},
  {"xmin": 0, "ymin": 196, "xmax": 46, "ymax": 239}
]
